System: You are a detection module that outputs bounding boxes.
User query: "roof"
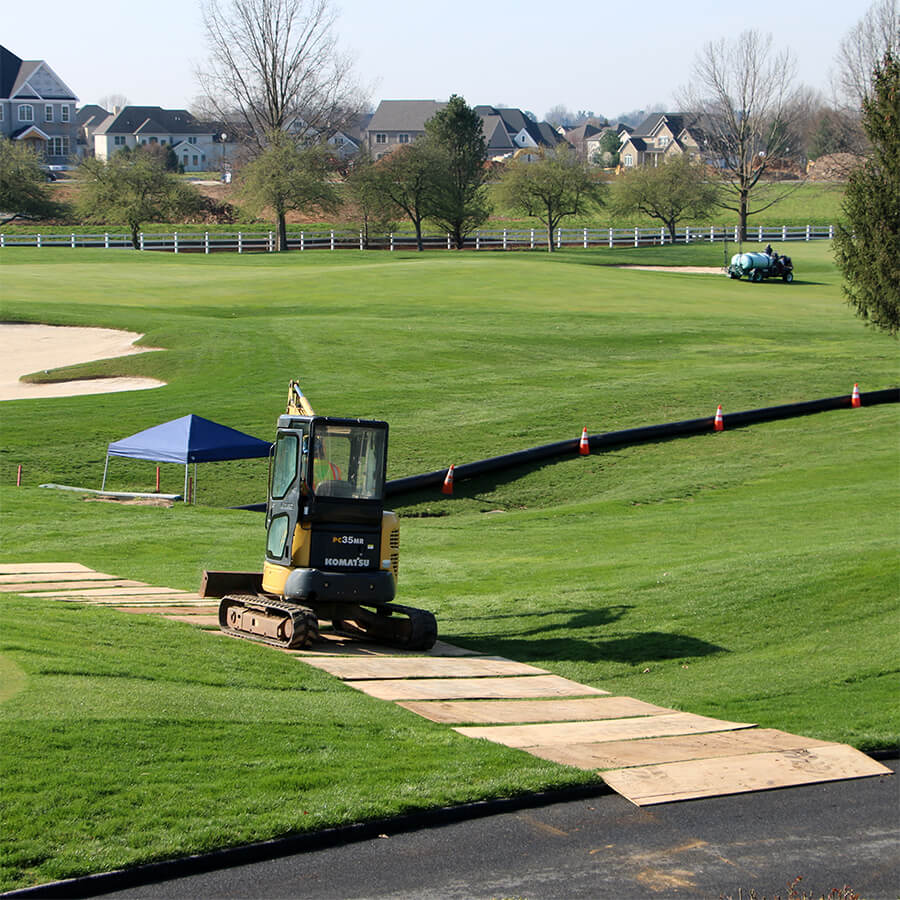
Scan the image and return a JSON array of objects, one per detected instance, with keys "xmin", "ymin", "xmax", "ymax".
[
  {"xmin": 76, "ymin": 105, "xmax": 110, "ymax": 127},
  {"xmin": 368, "ymin": 100, "xmax": 445, "ymax": 132},
  {"xmin": 94, "ymin": 107, "xmax": 215, "ymax": 136},
  {"xmin": 0, "ymin": 45, "xmax": 76, "ymax": 101},
  {"xmin": 474, "ymin": 106, "xmax": 561, "ymax": 148},
  {"xmin": 106, "ymin": 415, "xmax": 271, "ymax": 465}
]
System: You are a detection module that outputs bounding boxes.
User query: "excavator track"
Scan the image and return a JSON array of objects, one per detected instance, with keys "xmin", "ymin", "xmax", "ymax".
[
  {"xmin": 218, "ymin": 594, "xmax": 319, "ymax": 649},
  {"xmin": 331, "ymin": 603, "xmax": 437, "ymax": 651}
]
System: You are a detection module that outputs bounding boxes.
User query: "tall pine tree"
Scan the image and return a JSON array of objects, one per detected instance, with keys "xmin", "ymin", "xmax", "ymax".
[
  {"xmin": 424, "ymin": 95, "xmax": 490, "ymax": 249},
  {"xmin": 834, "ymin": 51, "xmax": 900, "ymax": 334}
]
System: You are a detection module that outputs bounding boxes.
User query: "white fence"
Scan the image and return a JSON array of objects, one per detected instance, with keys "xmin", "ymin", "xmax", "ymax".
[{"xmin": 0, "ymin": 224, "xmax": 836, "ymax": 253}]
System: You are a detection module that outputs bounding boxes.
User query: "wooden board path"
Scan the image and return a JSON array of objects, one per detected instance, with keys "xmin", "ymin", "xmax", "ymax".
[{"xmin": 6, "ymin": 562, "xmax": 892, "ymax": 806}]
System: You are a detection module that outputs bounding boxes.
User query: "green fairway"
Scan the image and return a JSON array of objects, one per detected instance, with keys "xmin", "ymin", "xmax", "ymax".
[{"xmin": 0, "ymin": 241, "xmax": 898, "ymax": 890}]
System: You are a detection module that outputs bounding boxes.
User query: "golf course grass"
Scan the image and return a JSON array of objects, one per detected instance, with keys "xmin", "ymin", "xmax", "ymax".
[{"xmin": 0, "ymin": 240, "xmax": 897, "ymax": 891}]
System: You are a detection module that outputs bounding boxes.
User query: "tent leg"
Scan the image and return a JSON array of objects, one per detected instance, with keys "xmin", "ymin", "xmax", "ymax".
[
  {"xmin": 184, "ymin": 464, "xmax": 188, "ymax": 503},
  {"xmin": 101, "ymin": 455, "xmax": 110, "ymax": 490}
]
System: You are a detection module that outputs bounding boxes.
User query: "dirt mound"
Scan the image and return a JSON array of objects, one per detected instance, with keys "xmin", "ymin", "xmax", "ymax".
[{"xmin": 807, "ymin": 153, "xmax": 865, "ymax": 180}]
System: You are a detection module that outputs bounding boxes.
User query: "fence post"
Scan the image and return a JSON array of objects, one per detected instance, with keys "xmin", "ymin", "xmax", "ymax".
[
  {"xmin": 583, "ymin": 228, "xmax": 588, "ymax": 249},
  {"xmin": 104, "ymin": 232, "xmax": 109, "ymax": 249},
  {"xmin": 806, "ymin": 224, "xmax": 810, "ymax": 241},
  {"xmin": 734, "ymin": 225, "xmax": 739, "ymax": 242},
  {"xmin": 529, "ymin": 229, "xmax": 534, "ymax": 249},
  {"xmin": 634, "ymin": 227, "xmax": 638, "ymax": 248},
  {"xmin": 476, "ymin": 231, "xmax": 480, "ymax": 251},
  {"xmin": 503, "ymin": 229, "xmax": 507, "ymax": 251},
  {"xmin": 609, "ymin": 227, "xmax": 614, "ymax": 248},
  {"xmin": 174, "ymin": 232, "xmax": 179, "ymax": 254},
  {"xmin": 660, "ymin": 226, "xmax": 666, "ymax": 245},
  {"xmin": 557, "ymin": 228, "xmax": 562, "ymax": 250},
  {"xmin": 0, "ymin": 234, "xmax": 3, "ymax": 248},
  {"xmin": 204, "ymin": 231, "xmax": 209, "ymax": 254},
  {"xmin": 37, "ymin": 234, "xmax": 41, "ymax": 248},
  {"xmin": 782, "ymin": 224, "xmax": 787, "ymax": 241},
  {"xmin": 139, "ymin": 232, "xmax": 144, "ymax": 251},
  {"xmin": 758, "ymin": 225, "xmax": 763, "ymax": 241},
  {"xmin": 390, "ymin": 232, "xmax": 394, "ymax": 252},
  {"xmin": 238, "ymin": 231, "xmax": 242, "ymax": 254},
  {"xmin": 71, "ymin": 233, "xmax": 75, "ymax": 248},
  {"xmin": 359, "ymin": 231, "xmax": 364, "ymax": 251},
  {"xmin": 330, "ymin": 230, "xmax": 335, "ymax": 251}
]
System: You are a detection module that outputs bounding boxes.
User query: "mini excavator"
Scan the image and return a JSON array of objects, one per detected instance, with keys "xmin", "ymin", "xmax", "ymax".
[{"xmin": 200, "ymin": 381, "xmax": 437, "ymax": 651}]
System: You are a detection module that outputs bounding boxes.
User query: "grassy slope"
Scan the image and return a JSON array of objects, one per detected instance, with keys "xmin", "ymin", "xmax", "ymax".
[{"xmin": 0, "ymin": 240, "xmax": 898, "ymax": 889}]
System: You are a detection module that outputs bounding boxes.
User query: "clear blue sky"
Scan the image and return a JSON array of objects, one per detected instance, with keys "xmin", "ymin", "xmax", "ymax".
[{"xmin": 4, "ymin": 0, "xmax": 869, "ymax": 120}]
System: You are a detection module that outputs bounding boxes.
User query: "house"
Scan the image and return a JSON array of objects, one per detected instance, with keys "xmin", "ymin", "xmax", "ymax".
[
  {"xmin": 365, "ymin": 100, "xmax": 445, "ymax": 158},
  {"xmin": 583, "ymin": 123, "xmax": 629, "ymax": 166},
  {"xmin": 474, "ymin": 106, "xmax": 562, "ymax": 159},
  {"xmin": 92, "ymin": 106, "xmax": 235, "ymax": 172},
  {"xmin": 1, "ymin": 45, "xmax": 78, "ymax": 168},
  {"xmin": 617, "ymin": 112, "xmax": 708, "ymax": 168},
  {"xmin": 563, "ymin": 122, "xmax": 604, "ymax": 160},
  {"xmin": 74, "ymin": 104, "xmax": 109, "ymax": 159}
]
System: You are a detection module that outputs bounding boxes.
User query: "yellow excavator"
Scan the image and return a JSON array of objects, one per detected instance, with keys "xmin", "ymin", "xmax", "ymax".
[{"xmin": 200, "ymin": 381, "xmax": 437, "ymax": 651}]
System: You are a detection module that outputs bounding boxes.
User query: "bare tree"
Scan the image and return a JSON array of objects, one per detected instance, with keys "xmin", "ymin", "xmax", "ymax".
[
  {"xmin": 97, "ymin": 94, "xmax": 129, "ymax": 113},
  {"xmin": 679, "ymin": 30, "xmax": 800, "ymax": 240},
  {"xmin": 833, "ymin": 0, "xmax": 899, "ymax": 109},
  {"xmin": 197, "ymin": 0, "xmax": 364, "ymax": 146}
]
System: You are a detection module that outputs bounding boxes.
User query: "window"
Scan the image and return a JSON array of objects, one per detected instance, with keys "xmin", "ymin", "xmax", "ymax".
[
  {"xmin": 398, "ymin": 133, "xmax": 409, "ymax": 144},
  {"xmin": 375, "ymin": 133, "xmax": 386, "ymax": 144},
  {"xmin": 188, "ymin": 136, "xmax": 197, "ymax": 144},
  {"xmin": 659, "ymin": 135, "xmax": 669, "ymax": 147},
  {"xmin": 60, "ymin": 105, "xmax": 70, "ymax": 123},
  {"xmin": 18, "ymin": 104, "xmax": 34, "ymax": 122},
  {"xmin": 45, "ymin": 105, "xmax": 53, "ymax": 122},
  {"xmin": 624, "ymin": 153, "xmax": 633, "ymax": 167},
  {"xmin": 0, "ymin": 106, "xmax": 4, "ymax": 122},
  {"xmin": 48, "ymin": 137, "xmax": 69, "ymax": 157},
  {"xmin": 192, "ymin": 155, "xmax": 199, "ymax": 166},
  {"xmin": 271, "ymin": 434, "xmax": 299, "ymax": 499},
  {"xmin": 113, "ymin": 135, "xmax": 126, "ymax": 146}
]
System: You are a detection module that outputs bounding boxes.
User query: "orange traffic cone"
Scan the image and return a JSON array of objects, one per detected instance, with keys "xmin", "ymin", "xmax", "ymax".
[
  {"xmin": 851, "ymin": 383, "xmax": 861, "ymax": 408},
  {"xmin": 579, "ymin": 427, "xmax": 590, "ymax": 456},
  {"xmin": 714, "ymin": 405, "xmax": 724, "ymax": 431},
  {"xmin": 442, "ymin": 464, "xmax": 454, "ymax": 495}
]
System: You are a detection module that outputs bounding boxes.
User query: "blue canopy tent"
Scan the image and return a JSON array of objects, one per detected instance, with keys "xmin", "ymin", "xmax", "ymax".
[{"xmin": 101, "ymin": 414, "xmax": 271, "ymax": 502}]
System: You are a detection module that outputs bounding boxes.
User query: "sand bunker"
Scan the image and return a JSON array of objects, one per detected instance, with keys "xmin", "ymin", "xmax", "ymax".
[{"xmin": 0, "ymin": 324, "xmax": 166, "ymax": 401}]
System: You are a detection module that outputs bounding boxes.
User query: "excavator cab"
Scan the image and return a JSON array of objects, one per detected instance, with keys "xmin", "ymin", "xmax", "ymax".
[{"xmin": 207, "ymin": 390, "xmax": 435, "ymax": 651}]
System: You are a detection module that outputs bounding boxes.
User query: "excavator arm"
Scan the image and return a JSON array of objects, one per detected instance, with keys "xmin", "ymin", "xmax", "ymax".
[{"xmin": 287, "ymin": 380, "xmax": 316, "ymax": 416}]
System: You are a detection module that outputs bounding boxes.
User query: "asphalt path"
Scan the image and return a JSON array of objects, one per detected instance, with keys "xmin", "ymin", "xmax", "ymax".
[{"xmin": 91, "ymin": 761, "xmax": 898, "ymax": 900}]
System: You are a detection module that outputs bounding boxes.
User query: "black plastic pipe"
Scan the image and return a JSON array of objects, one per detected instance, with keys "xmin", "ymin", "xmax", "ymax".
[
  {"xmin": 233, "ymin": 388, "xmax": 897, "ymax": 510},
  {"xmin": 383, "ymin": 388, "xmax": 899, "ymax": 498}
]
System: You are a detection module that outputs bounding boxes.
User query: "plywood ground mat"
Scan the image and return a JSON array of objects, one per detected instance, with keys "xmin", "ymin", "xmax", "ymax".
[{"xmin": 6, "ymin": 562, "xmax": 892, "ymax": 805}]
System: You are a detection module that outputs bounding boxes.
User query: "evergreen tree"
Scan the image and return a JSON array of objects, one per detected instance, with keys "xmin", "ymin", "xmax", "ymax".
[
  {"xmin": 834, "ymin": 51, "xmax": 900, "ymax": 334},
  {"xmin": 423, "ymin": 95, "xmax": 490, "ymax": 249}
]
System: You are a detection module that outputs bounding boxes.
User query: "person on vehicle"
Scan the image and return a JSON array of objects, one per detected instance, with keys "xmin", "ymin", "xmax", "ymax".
[
  {"xmin": 312, "ymin": 435, "xmax": 342, "ymax": 490},
  {"xmin": 764, "ymin": 244, "xmax": 773, "ymax": 256}
]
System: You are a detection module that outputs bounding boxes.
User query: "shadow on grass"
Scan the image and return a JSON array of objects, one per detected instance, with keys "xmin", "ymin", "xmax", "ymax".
[{"xmin": 449, "ymin": 630, "xmax": 727, "ymax": 666}]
